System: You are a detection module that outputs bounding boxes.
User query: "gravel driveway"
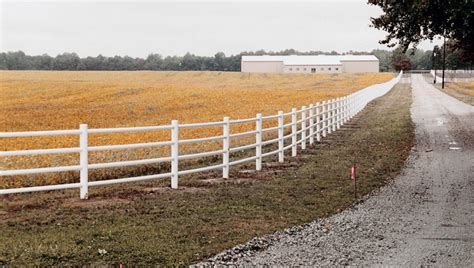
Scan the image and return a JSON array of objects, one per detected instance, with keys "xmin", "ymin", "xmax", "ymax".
[{"xmin": 201, "ymin": 74, "xmax": 473, "ymax": 266}]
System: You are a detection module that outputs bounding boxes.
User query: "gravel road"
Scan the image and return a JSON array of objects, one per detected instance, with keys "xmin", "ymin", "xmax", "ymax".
[{"xmin": 202, "ymin": 74, "xmax": 473, "ymax": 266}]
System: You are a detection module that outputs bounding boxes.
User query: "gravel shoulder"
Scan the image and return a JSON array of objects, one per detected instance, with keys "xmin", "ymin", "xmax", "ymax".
[{"xmin": 201, "ymin": 74, "xmax": 474, "ymax": 266}]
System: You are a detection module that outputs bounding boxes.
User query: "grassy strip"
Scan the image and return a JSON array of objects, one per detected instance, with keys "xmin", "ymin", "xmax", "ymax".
[
  {"xmin": 0, "ymin": 84, "xmax": 414, "ymax": 266},
  {"xmin": 423, "ymin": 74, "xmax": 474, "ymax": 105}
]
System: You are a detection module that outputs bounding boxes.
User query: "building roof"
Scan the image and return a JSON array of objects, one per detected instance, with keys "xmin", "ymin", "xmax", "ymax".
[{"xmin": 241, "ymin": 55, "xmax": 378, "ymax": 66}]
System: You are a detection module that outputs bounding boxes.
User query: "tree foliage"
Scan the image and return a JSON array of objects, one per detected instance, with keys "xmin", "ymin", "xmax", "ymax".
[
  {"xmin": 0, "ymin": 50, "xmax": 343, "ymax": 71},
  {"xmin": 0, "ymin": 48, "xmax": 472, "ymax": 72},
  {"xmin": 368, "ymin": 0, "xmax": 473, "ymax": 57},
  {"xmin": 391, "ymin": 48, "xmax": 412, "ymax": 71}
]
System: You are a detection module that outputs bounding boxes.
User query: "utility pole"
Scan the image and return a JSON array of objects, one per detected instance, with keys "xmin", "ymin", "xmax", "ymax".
[
  {"xmin": 442, "ymin": 36, "xmax": 446, "ymax": 89},
  {"xmin": 433, "ymin": 50, "xmax": 437, "ymax": 84}
]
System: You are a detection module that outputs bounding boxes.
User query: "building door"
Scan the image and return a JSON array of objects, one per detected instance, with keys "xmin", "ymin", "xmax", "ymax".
[{"xmin": 311, "ymin": 68, "xmax": 316, "ymax": 73}]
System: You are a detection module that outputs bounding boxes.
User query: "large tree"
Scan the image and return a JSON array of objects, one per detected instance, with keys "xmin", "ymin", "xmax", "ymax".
[{"xmin": 368, "ymin": 0, "xmax": 473, "ymax": 57}]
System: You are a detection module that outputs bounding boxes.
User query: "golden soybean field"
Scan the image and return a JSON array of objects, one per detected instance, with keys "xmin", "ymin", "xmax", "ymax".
[
  {"xmin": 0, "ymin": 71, "xmax": 393, "ymax": 188},
  {"xmin": 448, "ymin": 81, "xmax": 474, "ymax": 96}
]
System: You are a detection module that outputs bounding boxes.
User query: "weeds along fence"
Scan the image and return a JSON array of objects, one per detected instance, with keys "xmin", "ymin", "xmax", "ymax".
[{"xmin": 0, "ymin": 72, "xmax": 402, "ymax": 199}]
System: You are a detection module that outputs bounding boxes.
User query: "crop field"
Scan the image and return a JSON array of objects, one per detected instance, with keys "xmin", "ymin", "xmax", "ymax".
[
  {"xmin": 0, "ymin": 71, "xmax": 393, "ymax": 188},
  {"xmin": 424, "ymin": 74, "xmax": 474, "ymax": 105},
  {"xmin": 440, "ymin": 81, "xmax": 474, "ymax": 105}
]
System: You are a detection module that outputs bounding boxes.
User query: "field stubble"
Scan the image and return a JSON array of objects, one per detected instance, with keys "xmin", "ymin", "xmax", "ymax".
[{"xmin": 0, "ymin": 71, "xmax": 393, "ymax": 188}]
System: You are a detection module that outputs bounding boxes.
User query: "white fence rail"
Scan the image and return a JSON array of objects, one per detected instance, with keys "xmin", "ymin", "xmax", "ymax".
[
  {"xmin": 430, "ymin": 70, "xmax": 474, "ymax": 83},
  {"xmin": 0, "ymin": 72, "xmax": 402, "ymax": 199}
]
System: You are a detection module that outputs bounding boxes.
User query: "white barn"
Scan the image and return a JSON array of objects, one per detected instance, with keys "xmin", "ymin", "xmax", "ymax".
[{"xmin": 241, "ymin": 55, "xmax": 379, "ymax": 74}]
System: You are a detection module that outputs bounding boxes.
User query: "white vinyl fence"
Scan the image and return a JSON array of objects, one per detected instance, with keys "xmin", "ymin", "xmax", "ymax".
[
  {"xmin": 0, "ymin": 72, "xmax": 402, "ymax": 199},
  {"xmin": 430, "ymin": 70, "xmax": 474, "ymax": 83}
]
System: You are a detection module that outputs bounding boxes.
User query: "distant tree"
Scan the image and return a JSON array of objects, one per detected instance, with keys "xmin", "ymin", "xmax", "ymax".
[
  {"xmin": 145, "ymin": 54, "xmax": 163, "ymax": 70},
  {"xmin": 4, "ymin": 48, "xmax": 466, "ymax": 72},
  {"xmin": 371, "ymin": 49, "xmax": 393, "ymax": 72},
  {"xmin": 181, "ymin": 53, "xmax": 199, "ymax": 70},
  {"xmin": 443, "ymin": 40, "xmax": 473, "ymax": 70},
  {"xmin": 52, "ymin": 52, "xmax": 80, "ymax": 70},
  {"xmin": 31, "ymin": 54, "xmax": 53, "ymax": 70},
  {"xmin": 119, "ymin": 56, "xmax": 137, "ymax": 70},
  {"xmin": 368, "ymin": 0, "xmax": 474, "ymax": 57},
  {"xmin": 0, "ymin": 53, "xmax": 8, "ymax": 70},
  {"xmin": 214, "ymin": 52, "xmax": 227, "ymax": 70},
  {"xmin": 104, "ymin": 56, "xmax": 122, "ymax": 70},
  {"xmin": 406, "ymin": 48, "xmax": 433, "ymax": 70},
  {"xmin": 162, "ymin": 56, "xmax": 181, "ymax": 70},
  {"xmin": 5, "ymin": 51, "xmax": 30, "ymax": 69},
  {"xmin": 78, "ymin": 55, "xmax": 106, "ymax": 70},
  {"xmin": 391, "ymin": 47, "xmax": 412, "ymax": 71},
  {"xmin": 227, "ymin": 54, "xmax": 242, "ymax": 71}
]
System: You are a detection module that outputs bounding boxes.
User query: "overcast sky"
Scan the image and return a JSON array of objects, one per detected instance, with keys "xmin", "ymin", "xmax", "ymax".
[{"xmin": 1, "ymin": 0, "xmax": 441, "ymax": 57}]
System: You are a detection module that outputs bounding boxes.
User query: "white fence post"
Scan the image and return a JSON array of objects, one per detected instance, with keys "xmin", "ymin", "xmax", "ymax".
[
  {"xmin": 339, "ymin": 98, "xmax": 342, "ymax": 126},
  {"xmin": 223, "ymin": 116, "xmax": 230, "ymax": 179},
  {"xmin": 332, "ymin": 98, "xmax": 339, "ymax": 131},
  {"xmin": 291, "ymin": 108, "xmax": 297, "ymax": 157},
  {"xmin": 343, "ymin": 97, "xmax": 346, "ymax": 124},
  {"xmin": 301, "ymin": 106, "xmax": 306, "ymax": 150},
  {"xmin": 256, "ymin": 113, "xmax": 262, "ymax": 171},
  {"xmin": 332, "ymin": 100, "xmax": 337, "ymax": 132},
  {"xmin": 316, "ymin": 102, "xmax": 321, "ymax": 142},
  {"xmin": 346, "ymin": 95, "xmax": 351, "ymax": 122},
  {"xmin": 322, "ymin": 101, "xmax": 327, "ymax": 137},
  {"xmin": 79, "ymin": 124, "xmax": 89, "ymax": 200},
  {"xmin": 337, "ymin": 98, "xmax": 341, "ymax": 130},
  {"xmin": 354, "ymin": 94, "xmax": 358, "ymax": 116},
  {"xmin": 328, "ymin": 100, "xmax": 333, "ymax": 134},
  {"xmin": 349, "ymin": 95, "xmax": 352, "ymax": 119},
  {"xmin": 278, "ymin": 111, "xmax": 284, "ymax": 163},
  {"xmin": 171, "ymin": 120, "xmax": 179, "ymax": 189},
  {"xmin": 309, "ymin": 104, "xmax": 314, "ymax": 145},
  {"xmin": 342, "ymin": 96, "xmax": 346, "ymax": 124}
]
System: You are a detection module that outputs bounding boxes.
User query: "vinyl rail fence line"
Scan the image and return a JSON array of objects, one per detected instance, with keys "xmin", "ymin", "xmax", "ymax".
[
  {"xmin": 0, "ymin": 71, "xmax": 402, "ymax": 199},
  {"xmin": 430, "ymin": 69, "xmax": 474, "ymax": 83}
]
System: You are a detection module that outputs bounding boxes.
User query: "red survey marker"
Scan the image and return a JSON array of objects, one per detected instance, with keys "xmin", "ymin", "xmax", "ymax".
[{"xmin": 351, "ymin": 164, "xmax": 357, "ymax": 180}]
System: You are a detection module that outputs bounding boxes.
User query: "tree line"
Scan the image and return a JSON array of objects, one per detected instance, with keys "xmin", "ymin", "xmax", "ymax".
[{"xmin": 1, "ymin": 46, "xmax": 472, "ymax": 72}]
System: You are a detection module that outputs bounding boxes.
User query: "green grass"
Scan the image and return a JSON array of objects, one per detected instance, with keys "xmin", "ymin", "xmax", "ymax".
[{"xmin": 0, "ymin": 84, "xmax": 414, "ymax": 265}]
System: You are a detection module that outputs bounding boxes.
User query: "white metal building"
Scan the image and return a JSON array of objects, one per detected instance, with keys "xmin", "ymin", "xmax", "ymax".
[{"xmin": 241, "ymin": 55, "xmax": 379, "ymax": 74}]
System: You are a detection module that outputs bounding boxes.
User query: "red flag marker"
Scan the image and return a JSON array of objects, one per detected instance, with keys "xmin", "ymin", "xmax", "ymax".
[
  {"xmin": 351, "ymin": 164, "xmax": 356, "ymax": 180},
  {"xmin": 351, "ymin": 164, "xmax": 357, "ymax": 199}
]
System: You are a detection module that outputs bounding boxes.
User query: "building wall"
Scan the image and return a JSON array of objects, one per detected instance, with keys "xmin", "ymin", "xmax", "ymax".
[
  {"xmin": 283, "ymin": 65, "xmax": 342, "ymax": 74},
  {"xmin": 241, "ymin": 61, "xmax": 284, "ymax": 73},
  {"xmin": 241, "ymin": 60, "xmax": 379, "ymax": 73},
  {"xmin": 341, "ymin": 61, "xmax": 379, "ymax": 73}
]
